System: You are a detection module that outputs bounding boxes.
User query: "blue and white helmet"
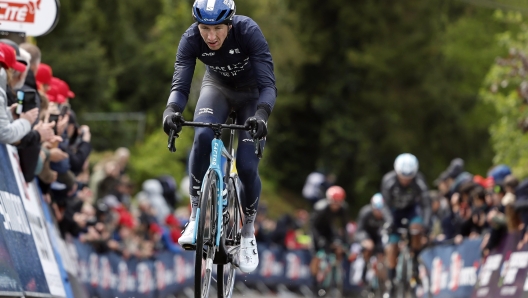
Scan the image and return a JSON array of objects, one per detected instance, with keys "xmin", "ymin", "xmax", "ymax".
[
  {"xmin": 394, "ymin": 153, "xmax": 419, "ymax": 178},
  {"xmin": 371, "ymin": 193, "xmax": 384, "ymax": 210},
  {"xmin": 192, "ymin": 0, "xmax": 236, "ymax": 25}
]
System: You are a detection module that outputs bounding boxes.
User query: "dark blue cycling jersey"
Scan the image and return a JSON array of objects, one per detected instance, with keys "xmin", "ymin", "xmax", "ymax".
[{"xmin": 169, "ymin": 15, "xmax": 277, "ymax": 115}]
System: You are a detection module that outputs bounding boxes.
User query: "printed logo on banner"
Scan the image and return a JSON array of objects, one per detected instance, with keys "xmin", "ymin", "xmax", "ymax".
[
  {"xmin": 173, "ymin": 255, "xmax": 194, "ymax": 284},
  {"xmin": 137, "ymin": 263, "xmax": 154, "ymax": 294},
  {"xmin": 429, "ymin": 252, "xmax": 478, "ymax": 293},
  {"xmin": 260, "ymin": 250, "xmax": 283, "ymax": 277},
  {"xmin": 100, "ymin": 257, "xmax": 112, "ymax": 289},
  {"xmin": 285, "ymin": 252, "xmax": 310, "ymax": 280},
  {"xmin": 117, "ymin": 261, "xmax": 128, "ymax": 293},
  {"xmin": 0, "ymin": 0, "xmax": 59, "ymax": 36}
]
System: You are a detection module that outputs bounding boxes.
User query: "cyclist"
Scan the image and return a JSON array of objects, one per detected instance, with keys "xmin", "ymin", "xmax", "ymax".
[
  {"xmin": 161, "ymin": 0, "xmax": 277, "ymax": 274},
  {"xmin": 381, "ymin": 153, "xmax": 431, "ymax": 288},
  {"xmin": 310, "ymin": 186, "xmax": 349, "ymax": 275},
  {"xmin": 355, "ymin": 193, "xmax": 390, "ymax": 284}
]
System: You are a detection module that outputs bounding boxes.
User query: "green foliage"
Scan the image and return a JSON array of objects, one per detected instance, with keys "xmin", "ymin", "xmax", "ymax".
[
  {"xmin": 33, "ymin": 0, "xmax": 525, "ymax": 216},
  {"xmin": 480, "ymin": 11, "xmax": 528, "ymax": 178},
  {"xmin": 129, "ymin": 127, "xmax": 193, "ymax": 187},
  {"xmin": 278, "ymin": 0, "xmax": 509, "ymax": 211}
]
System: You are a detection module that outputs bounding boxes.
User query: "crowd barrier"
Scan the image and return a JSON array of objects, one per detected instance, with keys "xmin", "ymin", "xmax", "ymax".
[
  {"xmin": 0, "ymin": 143, "xmax": 366, "ymax": 298},
  {"xmin": 418, "ymin": 233, "xmax": 528, "ymax": 298},
  {"xmin": 5, "ymin": 142, "xmax": 528, "ymax": 298}
]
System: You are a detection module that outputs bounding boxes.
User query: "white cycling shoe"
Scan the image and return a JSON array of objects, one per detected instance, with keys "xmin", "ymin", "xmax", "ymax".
[
  {"xmin": 237, "ymin": 235, "xmax": 259, "ymax": 273},
  {"xmin": 178, "ymin": 220, "xmax": 196, "ymax": 250}
]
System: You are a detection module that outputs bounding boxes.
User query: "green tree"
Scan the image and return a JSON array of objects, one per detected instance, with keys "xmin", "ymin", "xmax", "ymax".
[{"xmin": 480, "ymin": 11, "xmax": 528, "ymax": 178}]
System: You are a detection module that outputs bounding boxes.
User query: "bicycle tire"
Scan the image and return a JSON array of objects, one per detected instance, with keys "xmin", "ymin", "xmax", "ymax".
[
  {"xmin": 217, "ymin": 175, "xmax": 242, "ymax": 298},
  {"xmin": 195, "ymin": 171, "xmax": 218, "ymax": 298},
  {"xmin": 396, "ymin": 250, "xmax": 408, "ymax": 298}
]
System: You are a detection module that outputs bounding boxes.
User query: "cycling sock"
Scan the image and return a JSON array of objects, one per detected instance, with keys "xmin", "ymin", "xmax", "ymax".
[
  {"xmin": 241, "ymin": 213, "xmax": 256, "ymax": 237},
  {"xmin": 190, "ymin": 195, "xmax": 199, "ymax": 220}
]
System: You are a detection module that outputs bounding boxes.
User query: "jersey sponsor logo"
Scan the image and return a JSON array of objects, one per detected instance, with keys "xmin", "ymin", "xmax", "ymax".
[
  {"xmin": 229, "ymin": 48, "xmax": 240, "ymax": 54},
  {"xmin": 202, "ymin": 52, "xmax": 215, "ymax": 56},
  {"xmin": 242, "ymin": 138, "xmax": 254, "ymax": 142},
  {"xmin": 208, "ymin": 57, "xmax": 249, "ymax": 77},
  {"xmin": 198, "ymin": 107, "xmax": 213, "ymax": 115}
]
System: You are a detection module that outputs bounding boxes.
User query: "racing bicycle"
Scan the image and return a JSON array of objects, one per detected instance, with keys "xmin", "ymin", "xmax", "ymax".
[{"xmin": 167, "ymin": 112, "xmax": 263, "ymax": 298}]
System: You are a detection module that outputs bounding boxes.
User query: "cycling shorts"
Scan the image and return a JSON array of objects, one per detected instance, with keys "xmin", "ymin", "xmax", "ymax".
[{"xmin": 388, "ymin": 206, "xmax": 423, "ymax": 244}]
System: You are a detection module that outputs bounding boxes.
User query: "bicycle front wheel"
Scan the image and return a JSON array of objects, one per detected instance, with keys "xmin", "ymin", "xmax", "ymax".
[
  {"xmin": 195, "ymin": 171, "xmax": 218, "ymax": 298},
  {"xmin": 217, "ymin": 175, "xmax": 242, "ymax": 298}
]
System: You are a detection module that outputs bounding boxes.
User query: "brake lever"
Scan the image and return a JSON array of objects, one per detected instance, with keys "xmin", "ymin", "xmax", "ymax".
[
  {"xmin": 254, "ymin": 138, "xmax": 263, "ymax": 159},
  {"xmin": 168, "ymin": 129, "xmax": 178, "ymax": 153}
]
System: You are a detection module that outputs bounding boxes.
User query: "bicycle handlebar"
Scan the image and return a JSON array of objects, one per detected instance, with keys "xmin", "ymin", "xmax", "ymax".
[{"xmin": 167, "ymin": 117, "xmax": 264, "ymax": 159}]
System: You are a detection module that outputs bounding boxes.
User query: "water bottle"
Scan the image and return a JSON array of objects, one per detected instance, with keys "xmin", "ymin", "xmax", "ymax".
[{"xmin": 16, "ymin": 91, "xmax": 24, "ymax": 115}]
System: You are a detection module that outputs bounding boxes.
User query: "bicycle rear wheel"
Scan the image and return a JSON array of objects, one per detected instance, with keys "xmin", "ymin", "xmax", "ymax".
[
  {"xmin": 195, "ymin": 171, "xmax": 218, "ymax": 298},
  {"xmin": 217, "ymin": 175, "xmax": 242, "ymax": 298}
]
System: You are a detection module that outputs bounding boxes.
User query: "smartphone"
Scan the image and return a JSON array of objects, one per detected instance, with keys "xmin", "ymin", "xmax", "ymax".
[
  {"xmin": 21, "ymin": 91, "xmax": 37, "ymax": 113},
  {"xmin": 60, "ymin": 104, "xmax": 70, "ymax": 116},
  {"xmin": 48, "ymin": 113, "xmax": 59, "ymax": 135}
]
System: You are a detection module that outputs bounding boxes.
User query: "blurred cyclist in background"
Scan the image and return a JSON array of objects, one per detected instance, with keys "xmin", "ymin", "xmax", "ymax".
[
  {"xmin": 355, "ymin": 193, "xmax": 390, "ymax": 283},
  {"xmin": 381, "ymin": 153, "xmax": 431, "ymax": 288},
  {"xmin": 310, "ymin": 186, "xmax": 349, "ymax": 274}
]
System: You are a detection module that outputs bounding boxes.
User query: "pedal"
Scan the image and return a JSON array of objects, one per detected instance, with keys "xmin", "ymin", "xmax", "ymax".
[{"xmin": 182, "ymin": 244, "xmax": 196, "ymax": 251}]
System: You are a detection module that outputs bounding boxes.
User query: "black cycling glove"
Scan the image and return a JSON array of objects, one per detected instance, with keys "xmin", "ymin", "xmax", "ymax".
[
  {"xmin": 245, "ymin": 108, "xmax": 268, "ymax": 139},
  {"xmin": 163, "ymin": 104, "xmax": 183, "ymax": 135}
]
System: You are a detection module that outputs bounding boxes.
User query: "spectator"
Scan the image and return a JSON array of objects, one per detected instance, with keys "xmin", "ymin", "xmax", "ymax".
[
  {"xmin": 0, "ymin": 44, "xmax": 37, "ymax": 145},
  {"xmin": 63, "ymin": 110, "xmax": 92, "ymax": 176},
  {"xmin": 302, "ymin": 170, "xmax": 336, "ymax": 207},
  {"xmin": 137, "ymin": 179, "xmax": 171, "ymax": 224}
]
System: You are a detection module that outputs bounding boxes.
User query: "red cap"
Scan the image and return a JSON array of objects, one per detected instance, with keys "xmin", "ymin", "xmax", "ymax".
[
  {"xmin": 36, "ymin": 63, "xmax": 53, "ymax": 85},
  {"xmin": 51, "ymin": 77, "xmax": 75, "ymax": 99},
  {"xmin": 0, "ymin": 44, "xmax": 26, "ymax": 72},
  {"xmin": 46, "ymin": 83, "xmax": 66, "ymax": 104},
  {"xmin": 149, "ymin": 223, "xmax": 164, "ymax": 235},
  {"xmin": 473, "ymin": 175, "xmax": 494, "ymax": 189},
  {"xmin": 165, "ymin": 214, "xmax": 181, "ymax": 227},
  {"xmin": 118, "ymin": 212, "xmax": 135, "ymax": 229}
]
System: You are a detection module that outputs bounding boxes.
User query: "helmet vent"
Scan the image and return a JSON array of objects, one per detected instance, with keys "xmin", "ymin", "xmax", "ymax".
[
  {"xmin": 195, "ymin": 8, "xmax": 203, "ymax": 20},
  {"xmin": 216, "ymin": 9, "xmax": 228, "ymax": 21}
]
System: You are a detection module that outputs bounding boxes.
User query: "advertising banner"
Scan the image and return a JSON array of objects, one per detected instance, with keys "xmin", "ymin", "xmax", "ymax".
[
  {"xmin": 419, "ymin": 238, "xmax": 482, "ymax": 298},
  {"xmin": 0, "ymin": 144, "xmax": 49, "ymax": 295},
  {"xmin": 0, "ymin": 0, "xmax": 59, "ymax": 36},
  {"xmin": 471, "ymin": 232, "xmax": 528, "ymax": 298},
  {"xmin": 7, "ymin": 144, "xmax": 66, "ymax": 297}
]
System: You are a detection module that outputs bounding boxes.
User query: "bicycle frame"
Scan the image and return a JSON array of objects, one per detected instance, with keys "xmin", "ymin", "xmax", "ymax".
[{"xmin": 193, "ymin": 128, "xmax": 237, "ymax": 247}]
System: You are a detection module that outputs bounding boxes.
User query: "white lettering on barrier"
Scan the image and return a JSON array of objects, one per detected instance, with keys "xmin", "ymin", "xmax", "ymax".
[
  {"xmin": 89, "ymin": 253, "xmax": 99, "ymax": 286},
  {"xmin": 449, "ymin": 252, "xmax": 462, "ymax": 291},
  {"xmin": 0, "ymin": 190, "xmax": 30, "ymax": 234},
  {"xmin": 504, "ymin": 268, "xmax": 519, "ymax": 285},
  {"xmin": 285, "ymin": 253, "xmax": 310, "ymax": 280},
  {"xmin": 117, "ymin": 261, "xmax": 128, "ymax": 293},
  {"xmin": 155, "ymin": 261, "xmax": 165, "ymax": 290},
  {"xmin": 476, "ymin": 287, "xmax": 489, "ymax": 297},
  {"xmin": 483, "ymin": 254, "xmax": 503, "ymax": 271},
  {"xmin": 510, "ymin": 252, "xmax": 528, "ymax": 269},
  {"xmin": 500, "ymin": 286, "xmax": 518, "ymax": 296},
  {"xmin": 100, "ymin": 257, "xmax": 112, "ymax": 289},
  {"xmin": 431, "ymin": 257, "xmax": 442, "ymax": 294},
  {"xmin": 478, "ymin": 270, "xmax": 493, "ymax": 287},
  {"xmin": 459, "ymin": 267, "xmax": 477, "ymax": 286}
]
